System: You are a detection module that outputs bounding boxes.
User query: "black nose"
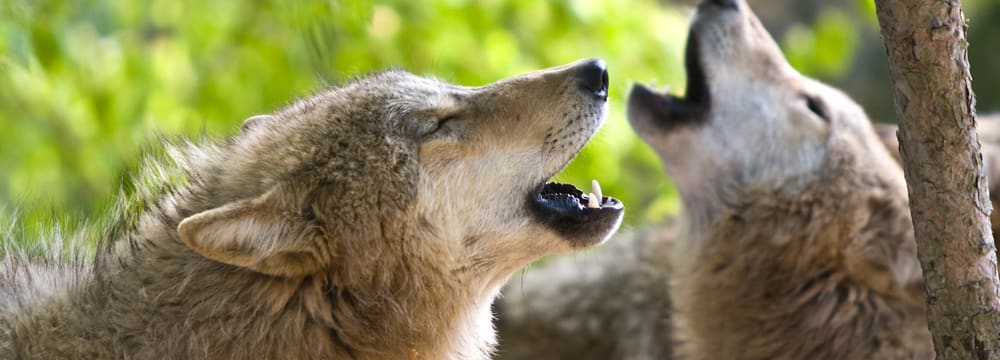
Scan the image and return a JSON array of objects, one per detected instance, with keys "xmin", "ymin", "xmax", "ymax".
[
  {"xmin": 576, "ymin": 59, "xmax": 609, "ymax": 100},
  {"xmin": 702, "ymin": 0, "xmax": 738, "ymax": 10}
]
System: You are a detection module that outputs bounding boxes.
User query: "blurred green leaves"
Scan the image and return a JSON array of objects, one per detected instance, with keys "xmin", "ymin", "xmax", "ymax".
[{"xmin": 783, "ymin": 7, "xmax": 860, "ymax": 79}]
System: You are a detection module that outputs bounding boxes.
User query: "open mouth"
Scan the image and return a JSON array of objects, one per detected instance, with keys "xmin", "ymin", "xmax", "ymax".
[
  {"xmin": 629, "ymin": 31, "xmax": 710, "ymax": 128},
  {"xmin": 530, "ymin": 179, "xmax": 624, "ymax": 245}
]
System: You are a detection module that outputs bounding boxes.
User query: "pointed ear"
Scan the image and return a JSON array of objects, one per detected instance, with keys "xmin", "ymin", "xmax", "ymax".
[
  {"xmin": 177, "ymin": 188, "xmax": 326, "ymax": 277},
  {"xmin": 240, "ymin": 114, "xmax": 273, "ymax": 134}
]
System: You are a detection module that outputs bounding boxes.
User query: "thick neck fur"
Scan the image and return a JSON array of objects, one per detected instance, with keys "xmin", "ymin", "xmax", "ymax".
[
  {"xmin": 671, "ymin": 155, "xmax": 933, "ymax": 359},
  {"xmin": 82, "ymin": 181, "xmax": 494, "ymax": 360}
]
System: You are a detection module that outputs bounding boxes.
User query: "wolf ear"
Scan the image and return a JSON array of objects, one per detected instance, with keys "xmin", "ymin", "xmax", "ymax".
[
  {"xmin": 240, "ymin": 114, "xmax": 273, "ymax": 133},
  {"xmin": 177, "ymin": 188, "xmax": 325, "ymax": 277}
]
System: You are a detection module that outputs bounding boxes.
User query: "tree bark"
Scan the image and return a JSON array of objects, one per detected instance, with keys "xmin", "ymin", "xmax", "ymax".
[{"xmin": 874, "ymin": 1, "xmax": 1000, "ymax": 359}]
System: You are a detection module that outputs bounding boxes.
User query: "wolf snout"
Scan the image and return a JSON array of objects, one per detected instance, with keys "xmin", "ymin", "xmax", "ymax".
[{"xmin": 575, "ymin": 59, "xmax": 609, "ymax": 100}]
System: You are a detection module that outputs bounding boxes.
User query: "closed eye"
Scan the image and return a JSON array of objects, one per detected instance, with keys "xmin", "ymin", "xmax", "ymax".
[
  {"xmin": 433, "ymin": 114, "xmax": 459, "ymax": 133},
  {"xmin": 804, "ymin": 95, "xmax": 829, "ymax": 122},
  {"xmin": 420, "ymin": 114, "xmax": 460, "ymax": 140}
]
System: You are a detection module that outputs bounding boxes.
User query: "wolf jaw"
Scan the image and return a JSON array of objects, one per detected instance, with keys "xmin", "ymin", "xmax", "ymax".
[
  {"xmin": 628, "ymin": 29, "xmax": 710, "ymax": 129},
  {"xmin": 531, "ymin": 179, "xmax": 624, "ymax": 247}
]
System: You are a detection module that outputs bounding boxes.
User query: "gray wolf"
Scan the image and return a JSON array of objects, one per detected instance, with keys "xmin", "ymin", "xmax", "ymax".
[
  {"xmin": 500, "ymin": 0, "xmax": 943, "ymax": 358},
  {"xmin": 628, "ymin": 0, "xmax": 931, "ymax": 357},
  {"xmin": 0, "ymin": 59, "xmax": 624, "ymax": 359}
]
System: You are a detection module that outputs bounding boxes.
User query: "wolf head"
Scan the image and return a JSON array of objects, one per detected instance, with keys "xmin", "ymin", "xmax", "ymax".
[
  {"xmin": 170, "ymin": 59, "xmax": 623, "ymax": 291},
  {"xmin": 627, "ymin": 0, "xmax": 901, "ymax": 227}
]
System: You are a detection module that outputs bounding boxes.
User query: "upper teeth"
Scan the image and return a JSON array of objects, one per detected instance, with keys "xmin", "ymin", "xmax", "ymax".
[{"xmin": 587, "ymin": 179, "xmax": 603, "ymax": 209}]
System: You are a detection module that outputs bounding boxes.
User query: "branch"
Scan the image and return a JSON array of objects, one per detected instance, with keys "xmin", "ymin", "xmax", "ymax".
[{"xmin": 874, "ymin": 0, "xmax": 1000, "ymax": 358}]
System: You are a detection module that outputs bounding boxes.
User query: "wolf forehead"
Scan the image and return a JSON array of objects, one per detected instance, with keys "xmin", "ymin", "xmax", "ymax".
[
  {"xmin": 230, "ymin": 72, "xmax": 459, "ymax": 162},
  {"xmin": 252, "ymin": 70, "xmax": 464, "ymax": 138},
  {"xmin": 184, "ymin": 71, "xmax": 457, "ymax": 202}
]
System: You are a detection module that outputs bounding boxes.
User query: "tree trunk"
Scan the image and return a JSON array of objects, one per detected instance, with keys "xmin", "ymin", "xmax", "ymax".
[{"xmin": 874, "ymin": 1, "xmax": 1000, "ymax": 359}]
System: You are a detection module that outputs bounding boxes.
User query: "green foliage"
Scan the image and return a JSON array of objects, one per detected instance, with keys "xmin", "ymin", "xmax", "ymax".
[
  {"xmin": 783, "ymin": 6, "xmax": 860, "ymax": 79},
  {"xmin": 0, "ymin": 0, "xmax": 693, "ymax": 241}
]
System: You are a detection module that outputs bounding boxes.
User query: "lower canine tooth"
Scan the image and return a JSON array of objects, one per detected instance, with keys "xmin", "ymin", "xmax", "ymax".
[
  {"xmin": 591, "ymin": 179, "xmax": 603, "ymax": 202},
  {"xmin": 587, "ymin": 193, "xmax": 600, "ymax": 208}
]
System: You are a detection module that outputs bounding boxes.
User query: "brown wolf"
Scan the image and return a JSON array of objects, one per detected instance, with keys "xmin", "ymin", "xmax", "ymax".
[{"xmin": 0, "ymin": 60, "xmax": 624, "ymax": 359}]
